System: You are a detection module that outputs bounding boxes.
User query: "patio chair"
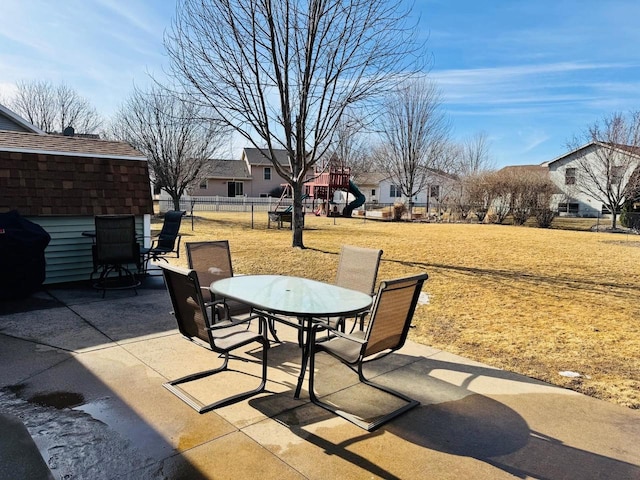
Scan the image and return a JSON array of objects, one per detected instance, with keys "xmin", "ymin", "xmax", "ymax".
[
  {"xmin": 187, "ymin": 240, "xmax": 281, "ymax": 341},
  {"xmin": 159, "ymin": 263, "xmax": 268, "ymax": 413},
  {"xmin": 140, "ymin": 210, "xmax": 186, "ymax": 272},
  {"xmin": 309, "ymin": 272, "xmax": 428, "ymax": 431},
  {"xmin": 332, "ymin": 245, "xmax": 383, "ymax": 333},
  {"xmin": 91, "ymin": 214, "xmax": 141, "ymax": 296}
]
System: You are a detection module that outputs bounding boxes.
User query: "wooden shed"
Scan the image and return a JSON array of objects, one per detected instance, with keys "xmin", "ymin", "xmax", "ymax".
[{"xmin": 0, "ymin": 130, "xmax": 154, "ymax": 284}]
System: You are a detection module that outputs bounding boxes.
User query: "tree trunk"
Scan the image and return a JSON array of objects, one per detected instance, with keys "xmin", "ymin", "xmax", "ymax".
[
  {"xmin": 291, "ymin": 181, "xmax": 305, "ymax": 248},
  {"xmin": 612, "ymin": 211, "xmax": 618, "ymax": 229},
  {"xmin": 171, "ymin": 195, "xmax": 181, "ymax": 211}
]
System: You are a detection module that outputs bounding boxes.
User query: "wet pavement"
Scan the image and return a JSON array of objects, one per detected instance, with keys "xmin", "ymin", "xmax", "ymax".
[{"xmin": 1, "ymin": 276, "xmax": 639, "ymax": 479}]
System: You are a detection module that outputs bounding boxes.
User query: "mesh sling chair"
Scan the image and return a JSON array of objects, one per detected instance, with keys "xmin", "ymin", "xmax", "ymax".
[
  {"xmin": 332, "ymin": 245, "xmax": 383, "ymax": 333},
  {"xmin": 187, "ymin": 241, "xmax": 280, "ymax": 341},
  {"xmin": 91, "ymin": 215, "xmax": 141, "ymax": 296},
  {"xmin": 159, "ymin": 263, "xmax": 268, "ymax": 413},
  {"xmin": 141, "ymin": 210, "xmax": 186, "ymax": 272},
  {"xmin": 309, "ymin": 272, "xmax": 428, "ymax": 431}
]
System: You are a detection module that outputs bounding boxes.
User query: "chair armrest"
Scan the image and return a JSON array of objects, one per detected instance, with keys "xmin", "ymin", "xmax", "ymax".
[
  {"xmin": 205, "ymin": 299, "xmax": 230, "ymax": 323},
  {"xmin": 310, "ymin": 322, "xmax": 366, "ymax": 345},
  {"xmin": 207, "ymin": 313, "xmax": 265, "ymax": 331}
]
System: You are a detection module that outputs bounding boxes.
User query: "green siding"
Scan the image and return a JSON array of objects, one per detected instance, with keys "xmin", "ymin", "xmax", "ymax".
[{"xmin": 27, "ymin": 216, "xmax": 145, "ymax": 285}]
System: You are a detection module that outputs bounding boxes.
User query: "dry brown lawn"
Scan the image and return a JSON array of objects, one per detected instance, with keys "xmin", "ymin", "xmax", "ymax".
[{"xmin": 160, "ymin": 211, "xmax": 640, "ymax": 409}]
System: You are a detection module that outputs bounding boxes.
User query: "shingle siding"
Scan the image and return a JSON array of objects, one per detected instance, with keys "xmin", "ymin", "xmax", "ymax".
[{"xmin": 0, "ymin": 129, "xmax": 153, "ymax": 285}]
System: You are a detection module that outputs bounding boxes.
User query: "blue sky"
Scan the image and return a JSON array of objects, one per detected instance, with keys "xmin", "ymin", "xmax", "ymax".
[{"xmin": 1, "ymin": 0, "xmax": 640, "ymax": 167}]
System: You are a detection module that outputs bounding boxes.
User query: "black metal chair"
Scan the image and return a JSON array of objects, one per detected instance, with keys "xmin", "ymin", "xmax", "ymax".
[
  {"xmin": 141, "ymin": 210, "xmax": 185, "ymax": 272},
  {"xmin": 309, "ymin": 272, "xmax": 428, "ymax": 431},
  {"xmin": 159, "ymin": 263, "xmax": 268, "ymax": 413},
  {"xmin": 91, "ymin": 215, "xmax": 141, "ymax": 296}
]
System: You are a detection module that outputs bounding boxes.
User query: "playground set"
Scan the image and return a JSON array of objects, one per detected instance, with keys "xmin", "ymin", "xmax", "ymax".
[{"xmin": 267, "ymin": 165, "xmax": 366, "ymax": 228}]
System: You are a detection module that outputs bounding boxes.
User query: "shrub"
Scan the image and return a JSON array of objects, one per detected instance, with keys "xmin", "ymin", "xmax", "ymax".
[
  {"xmin": 393, "ymin": 202, "xmax": 407, "ymax": 221},
  {"xmin": 535, "ymin": 208, "xmax": 556, "ymax": 228}
]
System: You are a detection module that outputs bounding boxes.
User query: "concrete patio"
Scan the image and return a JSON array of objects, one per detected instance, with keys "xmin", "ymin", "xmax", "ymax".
[{"xmin": 1, "ymin": 276, "xmax": 639, "ymax": 480}]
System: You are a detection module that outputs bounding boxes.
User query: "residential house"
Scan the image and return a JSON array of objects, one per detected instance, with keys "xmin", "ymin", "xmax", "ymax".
[
  {"xmin": 372, "ymin": 169, "xmax": 459, "ymax": 207},
  {"xmin": 543, "ymin": 142, "xmax": 640, "ymax": 217},
  {"xmin": 187, "ymin": 148, "xmax": 292, "ymax": 199},
  {"xmin": 194, "ymin": 159, "xmax": 252, "ymax": 197},
  {"xmin": 352, "ymin": 172, "xmax": 387, "ymax": 204},
  {"xmin": 0, "ymin": 103, "xmax": 45, "ymax": 134},
  {"xmin": 0, "ymin": 104, "xmax": 153, "ymax": 284}
]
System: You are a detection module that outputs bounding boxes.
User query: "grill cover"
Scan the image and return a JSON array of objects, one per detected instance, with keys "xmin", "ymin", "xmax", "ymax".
[{"xmin": 0, "ymin": 210, "xmax": 51, "ymax": 300}]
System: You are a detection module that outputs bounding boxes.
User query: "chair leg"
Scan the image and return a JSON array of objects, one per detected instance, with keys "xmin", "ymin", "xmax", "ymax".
[
  {"xmin": 309, "ymin": 341, "xmax": 419, "ymax": 431},
  {"xmin": 164, "ymin": 343, "xmax": 268, "ymax": 414}
]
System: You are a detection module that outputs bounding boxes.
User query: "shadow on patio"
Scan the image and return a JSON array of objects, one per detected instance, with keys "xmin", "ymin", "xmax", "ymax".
[{"xmin": 1, "ymin": 277, "xmax": 639, "ymax": 479}]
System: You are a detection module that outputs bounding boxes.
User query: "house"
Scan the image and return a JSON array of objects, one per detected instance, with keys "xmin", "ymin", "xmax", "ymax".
[
  {"xmin": 193, "ymin": 159, "xmax": 252, "ymax": 197},
  {"xmin": 371, "ymin": 169, "xmax": 459, "ymax": 206},
  {"xmin": 352, "ymin": 172, "xmax": 387, "ymax": 204},
  {"xmin": 0, "ymin": 108, "xmax": 153, "ymax": 284},
  {"xmin": 192, "ymin": 148, "xmax": 292, "ymax": 198},
  {"xmin": 0, "ymin": 103, "xmax": 45, "ymax": 134},
  {"xmin": 543, "ymin": 142, "xmax": 640, "ymax": 217}
]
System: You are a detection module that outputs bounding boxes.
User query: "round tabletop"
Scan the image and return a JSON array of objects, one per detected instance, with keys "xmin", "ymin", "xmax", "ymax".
[{"xmin": 210, "ymin": 274, "xmax": 372, "ymax": 317}]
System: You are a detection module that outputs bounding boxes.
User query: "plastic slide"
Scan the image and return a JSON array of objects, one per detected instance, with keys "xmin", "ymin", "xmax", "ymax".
[{"xmin": 342, "ymin": 180, "xmax": 366, "ymax": 217}]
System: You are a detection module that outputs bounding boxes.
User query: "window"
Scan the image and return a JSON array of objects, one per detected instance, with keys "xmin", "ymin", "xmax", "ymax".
[
  {"xmin": 199, "ymin": 179, "xmax": 207, "ymax": 190},
  {"xmin": 264, "ymin": 167, "xmax": 271, "ymax": 180},
  {"xmin": 371, "ymin": 189, "xmax": 376, "ymax": 196},
  {"xmin": 558, "ymin": 203, "xmax": 579, "ymax": 214},
  {"xmin": 227, "ymin": 181, "xmax": 244, "ymax": 197},
  {"xmin": 430, "ymin": 185, "xmax": 440, "ymax": 198},
  {"xmin": 389, "ymin": 185, "xmax": 401, "ymax": 198},
  {"xmin": 565, "ymin": 168, "xmax": 576, "ymax": 185}
]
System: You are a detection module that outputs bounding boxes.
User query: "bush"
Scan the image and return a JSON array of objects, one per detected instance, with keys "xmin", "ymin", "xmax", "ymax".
[
  {"xmin": 535, "ymin": 208, "xmax": 556, "ymax": 228},
  {"xmin": 393, "ymin": 202, "xmax": 407, "ymax": 221}
]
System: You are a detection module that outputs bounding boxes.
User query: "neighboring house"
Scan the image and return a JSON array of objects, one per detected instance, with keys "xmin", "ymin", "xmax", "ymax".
[
  {"xmin": 0, "ymin": 124, "xmax": 153, "ymax": 284},
  {"xmin": 182, "ymin": 147, "xmax": 292, "ymax": 200},
  {"xmin": 543, "ymin": 142, "xmax": 640, "ymax": 217},
  {"xmin": 352, "ymin": 172, "xmax": 387, "ymax": 204},
  {"xmin": 240, "ymin": 147, "xmax": 292, "ymax": 197},
  {"xmin": 194, "ymin": 159, "xmax": 252, "ymax": 197},
  {"xmin": 374, "ymin": 169, "xmax": 459, "ymax": 206},
  {"xmin": 0, "ymin": 103, "xmax": 45, "ymax": 134}
]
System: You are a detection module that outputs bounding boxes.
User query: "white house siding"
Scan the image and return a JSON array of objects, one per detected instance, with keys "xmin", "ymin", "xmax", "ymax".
[
  {"xmin": 27, "ymin": 215, "xmax": 147, "ymax": 285},
  {"xmin": 547, "ymin": 144, "xmax": 606, "ymax": 217},
  {"xmin": 377, "ymin": 173, "xmax": 458, "ymax": 205}
]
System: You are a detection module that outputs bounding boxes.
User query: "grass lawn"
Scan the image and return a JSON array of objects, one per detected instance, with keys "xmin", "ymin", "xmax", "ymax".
[{"xmin": 159, "ymin": 211, "xmax": 640, "ymax": 409}]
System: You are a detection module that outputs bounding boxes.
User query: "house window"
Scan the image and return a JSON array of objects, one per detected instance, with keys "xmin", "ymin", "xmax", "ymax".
[
  {"xmin": 199, "ymin": 179, "xmax": 207, "ymax": 190},
  {"xmin": 565, "ymin": 168, "xmax": 576, "ymax": 185},
  {"xmin": 227, "ymin": 181, "xmax": 244, "ymax": 197},
  {"xmin": 371, "ymin": 189, "xmax": 376, "ymax": 197},
  {"xmin": 264, "ymin": 167, "xmax": 271, "ymax": 180},
  {"xmin": 430, "ymin": 185, "xmax": 440, "ymax": 198},
  {"xmin": 558, "ymin": 203, "xmax": 579, "ymax": 214},
  {"xmin": 390, "ymin": 185, "xmax": 401, "ymax": 198}
]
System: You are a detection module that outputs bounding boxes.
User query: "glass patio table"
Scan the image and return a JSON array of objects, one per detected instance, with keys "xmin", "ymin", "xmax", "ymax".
[{"xmin": 210, "ymin": 274, "xmax": 372, "ymax": 398}]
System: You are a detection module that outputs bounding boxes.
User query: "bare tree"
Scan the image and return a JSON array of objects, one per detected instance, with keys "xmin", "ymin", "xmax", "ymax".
[
  {"xmin": 324, "ymin": 115, "xmax": 371, "ymax": 179},
  {"xmin": 111, "ymin": 85, "xmax": 229, "ymax": 210},
  {"xmin": 375, "ymin": 78, "xmax": 451, "ymax": 215},
  {"xmin": 466, "ymin": 171, "xmax": 495, "ymax": 222},
  {"xmin": 165, "ymin": 0, "xmax": 420, "ymax": 247},
  {"xmin": 457, "ymin": 131, "xmax": 494, "ymax": 176},
  {"xmin": 10, "ymin": 80, "xmax": 102, "ymax": 134},
  {"xmin": 568, "ymin": 112, "xmax": 640, "ymax": 229}
]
